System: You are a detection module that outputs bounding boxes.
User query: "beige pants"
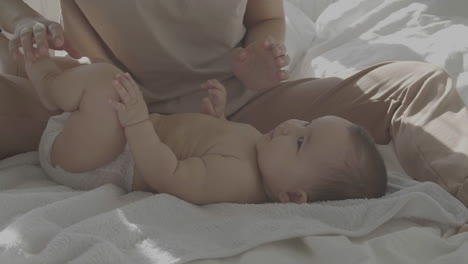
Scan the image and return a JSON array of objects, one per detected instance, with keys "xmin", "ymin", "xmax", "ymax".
[{"xmin": 1, "ymin": 60, "xmax": 467, "ymax": 205}]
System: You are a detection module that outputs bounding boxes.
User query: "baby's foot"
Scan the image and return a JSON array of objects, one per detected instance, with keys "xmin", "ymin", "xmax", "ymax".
[
  {"xmin": 231, "ymin": 36, "xmax": 290, "ymax": 91},
  {"xmin": 25, "ymin": 58, "xmax": 61, "ymax": 112},
  {"xmin": 200, "ymin": 79, "xmax": 227, "ymax": 119}
]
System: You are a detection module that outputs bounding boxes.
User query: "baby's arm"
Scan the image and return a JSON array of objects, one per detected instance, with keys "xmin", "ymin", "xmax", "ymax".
[
  {"xmin": 109, "ymin": 73, "xmax": 178, "ymax": 186},
  {"xmin": 111, "ymin": 75, "xmax": 251, "ymax": 204},
  {"xmin": 125, "ymin": 119, "xmax": 178, "ymax": 186}
]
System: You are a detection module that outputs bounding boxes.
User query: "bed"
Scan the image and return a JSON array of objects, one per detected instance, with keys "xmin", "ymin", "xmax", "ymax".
[{"xmin": 1, "ymin": 0, "xmax": 468, "ymax": 263}]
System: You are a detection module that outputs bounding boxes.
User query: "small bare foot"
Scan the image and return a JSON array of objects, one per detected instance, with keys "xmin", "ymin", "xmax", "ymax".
[
  {"xmin": 24, "ymin": 58, "xmax": 60, "ymax": 112},
  {"xmin": 231, "ymin": 36, "xmax": 290, "ymax": 91},
  {"xmin": 200, "ymin": 79, "xmax": 227, "ymax": 119}
]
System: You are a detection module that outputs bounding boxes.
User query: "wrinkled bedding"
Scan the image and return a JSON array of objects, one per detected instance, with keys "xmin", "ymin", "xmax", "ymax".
[{"xmin": 1, "ymin": 0, "xmax": 468, "ymax": 263}]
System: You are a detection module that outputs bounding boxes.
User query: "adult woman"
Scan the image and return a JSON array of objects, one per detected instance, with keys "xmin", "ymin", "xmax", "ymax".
[{"xmin": 0, "ymin": 0, "xmax": 467, "ymax": 206}]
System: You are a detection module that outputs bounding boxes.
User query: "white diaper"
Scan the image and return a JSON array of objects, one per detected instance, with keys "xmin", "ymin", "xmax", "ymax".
[{"xmin": 39, "ymin": 112, "xmax": 134, "ymax": 192}]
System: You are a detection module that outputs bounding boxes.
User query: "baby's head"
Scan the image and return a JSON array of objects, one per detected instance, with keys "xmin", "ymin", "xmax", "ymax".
[{"xmin": 256, "ymin": 116, "xmax": 387, "ymax": 204}]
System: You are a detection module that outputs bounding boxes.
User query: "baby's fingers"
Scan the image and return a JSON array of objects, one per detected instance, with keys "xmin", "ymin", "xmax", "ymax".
[
  {"xmin": 115, "ymin": 73, "xmax": 135, "ymax": 97},
  {"xmin": 208, "ymin": 89, "xmax": 225, "ymax": 110},
  {"xmin": 113, "ymin": 79, "xmax": 132, "ymax": 105},
  {"xmin": 122, "ymin": 72, "xmax": 141, "ymax": 98},
  {"xmin": 201, "ymin": 97, "xmax": 215, "ymax": 116},
  {"xmin": 277, "ymin": 70, "xmax": 289, "ymax": 81},
  {"xmin": 108, "ymin": 98, "xmax": 126, "ymax": 112}
]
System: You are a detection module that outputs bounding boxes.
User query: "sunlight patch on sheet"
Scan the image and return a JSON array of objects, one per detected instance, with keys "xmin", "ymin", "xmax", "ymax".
[
  {"xmin": 135, "ymin": 239, "xmax": 181, "ymax": 264},
  {"xmin": 0, "ymin": 227, "xmax": 22, "ymax": 250}
]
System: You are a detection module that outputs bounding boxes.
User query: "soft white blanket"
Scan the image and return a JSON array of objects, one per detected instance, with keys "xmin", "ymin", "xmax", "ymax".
[
  {"xmin": 0, "ymin": 151, "xmax": 467, "ymax": 264},
  {"xmin": 2, "ymin": 0, "xmax": 468, "ymax": 263}
]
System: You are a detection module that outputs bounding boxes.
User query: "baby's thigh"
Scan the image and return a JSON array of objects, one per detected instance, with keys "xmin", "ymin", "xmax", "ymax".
[
  {"xmin": 51, "ymin": 63, "xmax": 126, "ymax": 172},
  {"xmin": 53, "ymin": 62, "xmax": 123, "ymax": 114},
  {"xmin": 73, "ymin": 63, "xmax": 123, "ymax": 106}
]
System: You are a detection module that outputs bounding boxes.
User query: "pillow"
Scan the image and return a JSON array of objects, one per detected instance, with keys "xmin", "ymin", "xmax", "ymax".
[{"xmin": 287, "ymin": 0, "xmax": 340, "ymax": 22}]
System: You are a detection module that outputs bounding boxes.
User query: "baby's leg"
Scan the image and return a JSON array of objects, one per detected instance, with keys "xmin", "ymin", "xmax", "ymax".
[{"xmin": 26, "ymin": 58, "xmax": 125, "ymax": 173}]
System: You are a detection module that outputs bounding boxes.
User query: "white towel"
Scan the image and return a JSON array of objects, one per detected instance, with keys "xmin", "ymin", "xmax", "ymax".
[{"xmin": 1, "ymin": 151, "xmax": 467, "ymax": 264}]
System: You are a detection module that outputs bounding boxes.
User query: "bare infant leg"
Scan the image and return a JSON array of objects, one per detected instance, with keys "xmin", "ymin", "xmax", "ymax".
[{"xmin": 25, "ymin": 58, "xmax": 125, "ymax": 173}]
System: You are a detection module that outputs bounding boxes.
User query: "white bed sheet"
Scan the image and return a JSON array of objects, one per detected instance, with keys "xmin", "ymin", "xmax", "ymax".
[{"xmin": 1, "ymin": 0, "xmax": 468, "ymax": 263}]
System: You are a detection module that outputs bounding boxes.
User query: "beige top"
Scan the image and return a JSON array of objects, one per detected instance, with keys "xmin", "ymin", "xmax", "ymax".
[{"xmin": 60, "ymin": 0, "xmax": 259, "ymax": 115}]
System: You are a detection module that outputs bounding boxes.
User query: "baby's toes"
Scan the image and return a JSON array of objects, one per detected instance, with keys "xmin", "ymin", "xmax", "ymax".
[
  {"xmin": 271, "ymin": 44, "xmax": 286, "ymax": 57},
  {"xmin": 277, "ymin": 70, "xmax": 289, "ymax": 81},
  {"xmin": 275, "ymin": 55, "xmax": 290, "ymax": 68}
]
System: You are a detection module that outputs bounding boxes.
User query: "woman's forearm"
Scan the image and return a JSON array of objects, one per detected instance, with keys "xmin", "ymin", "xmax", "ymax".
[
  {"xmin": 124, "ymin": 120, "xmax": 178, "ymax": 188},
  {"xmin": 0, "ymin": 0, "xmax": 41, "ymax": 33},
  {"xmin": 243, "ymin": 18, "xmax": 286, "ymax": 47}
]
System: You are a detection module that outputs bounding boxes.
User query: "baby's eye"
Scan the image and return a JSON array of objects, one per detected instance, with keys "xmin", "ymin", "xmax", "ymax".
[{"xmin": 297, "ymin": 136, "xmax": 304, "ymax": 149}]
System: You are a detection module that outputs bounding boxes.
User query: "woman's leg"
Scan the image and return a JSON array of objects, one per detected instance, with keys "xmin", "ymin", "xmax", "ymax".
[
  {"xmin": 231, "ymin": 61, "xmax": 468, "ymax": 206},
  {"xmin": 26, "ymin": 58, "xmax": 125, "ymax": 173},
  {"xmin": 0, "ymin": 73, "xmax": 53, "ymax": 159}
]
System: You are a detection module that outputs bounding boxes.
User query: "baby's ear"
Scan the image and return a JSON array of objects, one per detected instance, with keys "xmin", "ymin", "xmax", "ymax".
[{"xmin": 278, "ymin": 190, "xmax": 308, "ymax": 204}]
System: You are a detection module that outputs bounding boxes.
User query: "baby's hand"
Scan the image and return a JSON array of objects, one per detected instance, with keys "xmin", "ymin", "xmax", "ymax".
[
  {"xmin": 200, "ymin": 79, "xmax": 226, "ymax": 119},
  {"xmin": 108, "ymin": 73, "xmax": 149, "ymax": 128},
  {"xmin": 231, "ymin": 36, "xmax": 290, "ymax": 91}
]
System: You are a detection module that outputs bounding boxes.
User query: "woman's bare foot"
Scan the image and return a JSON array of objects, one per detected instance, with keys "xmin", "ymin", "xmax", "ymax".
[
  {"xmin": 231, "ymin": 36, "xmax": 290, "ymax": 91},
  {"xmin": 24, "ymin": 58, "xmax": 61, "ymax": 112},
  {"xmin": 0, "ymin": 31, "xmax": 21, "ymax": 75}
]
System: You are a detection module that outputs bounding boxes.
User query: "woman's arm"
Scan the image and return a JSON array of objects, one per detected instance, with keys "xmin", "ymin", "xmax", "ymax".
[
  {"xmin": 243, "ymin": 0, "xmax": 286, "ymax": 46},
  {"xmin": 0, "ymin": 0, "xmax": 40, "ymax": 33},
  {"xmin": 0, "ymin": 0, "xmax": 80, "ymax": 61}
]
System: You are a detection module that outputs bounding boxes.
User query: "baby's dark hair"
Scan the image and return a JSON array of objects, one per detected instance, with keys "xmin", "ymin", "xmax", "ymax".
[{"xmin": 308, "ymin": 124, "xmax": 387, "ymax": 202}]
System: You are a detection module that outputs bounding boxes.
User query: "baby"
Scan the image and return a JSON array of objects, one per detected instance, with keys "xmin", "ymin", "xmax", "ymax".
[{"xmin": 25, "ymin": 58, "xmax": 388, "ymax": 205}]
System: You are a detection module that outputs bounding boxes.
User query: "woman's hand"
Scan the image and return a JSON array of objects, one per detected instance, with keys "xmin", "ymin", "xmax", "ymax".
[
  {"xmin": 9, "ymin": 17, "xmax": 80, "ymax": 61},
  {"xmin": 231, "ymin": 36, "xmax": 290, "ymax": 91},
  {"xmin": 108, "ymin": 73, "xmax": 149, "ymax": 128}
]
